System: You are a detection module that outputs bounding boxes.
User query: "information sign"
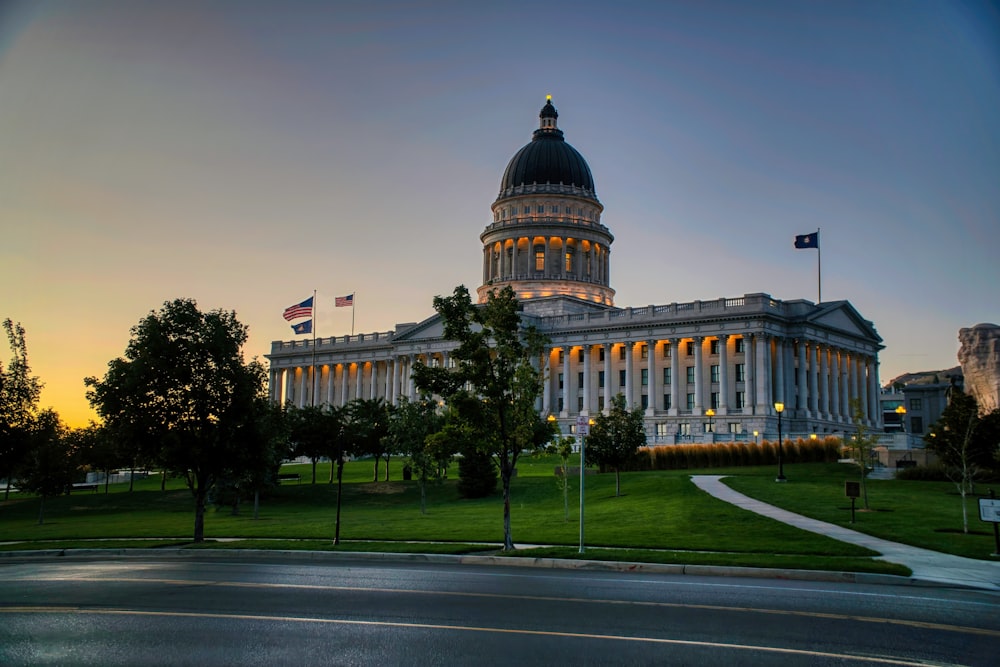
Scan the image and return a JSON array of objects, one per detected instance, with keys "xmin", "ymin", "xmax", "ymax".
[{"xmin": 979, "ymin": 498, "xmax": 1000, "ymax": 523}]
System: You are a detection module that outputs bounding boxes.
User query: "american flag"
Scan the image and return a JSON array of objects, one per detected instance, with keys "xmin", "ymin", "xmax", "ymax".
[
  {"xmin": 282, "ymin": 296, "xmax": 314, "ymax": 321},
  {"xmin": 335, "ymin": 294, "xmax": 354, "ymax": 307}
]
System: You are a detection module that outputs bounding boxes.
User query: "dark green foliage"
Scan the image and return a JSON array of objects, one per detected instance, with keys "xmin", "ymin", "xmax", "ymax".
[
  {"xmin": 456, "ymin": 446, "xmax": 497, "ymax": 498},
  {"xmin": 0, "ymin": 319, "xmax": 43, "ymax": 500},
  {"xmin": 386, "ymin": 397, "xmax": 447, "ymax": 513},
  {"xmin": 15, "ymin": 410, "xmax": 77, "ymax": 524},
  {"xmin": 588, "ymin": 393, "xmax": 646, "ymax": 496}
]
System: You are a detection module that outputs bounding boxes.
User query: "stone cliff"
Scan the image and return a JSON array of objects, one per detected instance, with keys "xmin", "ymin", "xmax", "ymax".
[{"xmin": 958, "ymin": 323, "xmax": 1000, "ymax": 413}]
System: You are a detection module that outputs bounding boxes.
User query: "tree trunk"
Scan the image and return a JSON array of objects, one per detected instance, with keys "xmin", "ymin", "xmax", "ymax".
[
  {"xmin": 104, "ymin": 468, "xmax": 111, "ymax": 494},
  {"xmin": 253, "ymin": 489, "xmax": 260, "ymax": 520},
  {"xmin": 37, "ymin": 495, "xmax": 45, "ymax": 525},
  {"xmin": 372, "ymin": 457, "xmax": 379, "ymax": 482},
  {"xmin": 231, "ymin": 492, "xmax": 240, "ymax": 516},
  {"xmin": 129, "ymin": 462, "xmax": 135, "ymax": 492},
  {"xmin": 334, "ymin": 460, "xmax": 345, "ymax": 545},
  {"xmin": 419, "ymin": 479, "xmax": 427, "ymax": 516},
  {"xmin": 5, "ymin": 478, "xmax": 11, "ymax": 501},
  {"xmin": 194, "ymin": 489, "xmax": 207, "ymax": 542},
  {"xmin": 615, "ymin": 468, "xmax": 621, "ymax": 497},
  {"xmin": 311, "ymin": 458, "xmax": 317, "ymax": 484},
  {"xmin": 161, "ymin": 469, "xmax": 167, "ymax": 491},
  {"xmin": 502, "ymin": 471, "xmax": 513, "ymax": 551},
  {"xmin": 383, "ymin": 456, "xmax": 390, "ymax": 482}
]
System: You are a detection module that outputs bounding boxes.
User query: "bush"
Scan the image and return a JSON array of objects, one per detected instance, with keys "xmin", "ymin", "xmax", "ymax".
[
  {"xmin": 456, "ymin": 448, "xmax": 497, "ymax": 498},
  {"xmin": 639, "ymin": 438, "xmax": 841, "ymax": 471}
]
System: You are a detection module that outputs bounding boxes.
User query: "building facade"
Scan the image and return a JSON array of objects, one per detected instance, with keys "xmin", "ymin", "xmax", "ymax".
[{"xmin": 267, "ymin": 99, "xmax": 884, "ymax": 442}]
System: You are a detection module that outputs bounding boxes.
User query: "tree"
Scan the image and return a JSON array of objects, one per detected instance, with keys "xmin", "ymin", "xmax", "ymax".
[
  {"xmin": 288, "ymin": 404, "xmax": 331, "ymax": 484},
  {"xmin": 85, "ymin": 298, "xmax": 266, "ymax": 542},
  {"xmin": 926, "ymin": 389, "xmax": 999, "ymax": 533},
  {"xmin": 846, "ymin": 397, "xmax": 878, "ymax": 510},
  {"xmin": 385, "ymin": 397, "xmax": 447, "ymax": 514},
  {"xmin": 412, "ymin": 285, "xmax": 555, "ymax": 551},
  {"xmin": 16, "ymin": 409, "xmax": 77, "ymax": 524},
  {"xmin": 348, "ymin": 398, "xmax": 391, "ymax": 482},
  {"xmin": 554, "ymin": 436, "xmax": 575, "ymax": 521},
  {"xmin": 587, "ymin": 393, "xmax": 646, "ymax": 497},
  {"xmin": 0, "ymin": 319, "xmax": 43, "ymax": 500},
  {"xmin": 217, "ymin": 398, "xmax": 289, "ymax": 519}
]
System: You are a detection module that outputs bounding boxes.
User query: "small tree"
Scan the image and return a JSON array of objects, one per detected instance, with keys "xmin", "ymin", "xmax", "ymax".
[
  {"xmin": 348, "ymin": 398, "xmax": 391, "ymax": 482},
  {"xmin": 16, "ymin": 410, "xmax": 77, "ymax": 524},
  {"xmin": 385, "ymin": 397, "xmax": 446, "ymax": 514},
  {"xmin": 847, "ymin": 397, "xmax": 878, "ymax": 510},
  {"xmin": 926, "ymin": 390, "xmax": 998, "ymax": 533},
  {"xmin": 554, "ymin": 436, "xmax": 575, "ymax": 521},
  {"xmin": 587, "ymin": 393, "xmax": 646, "ymax": 497},
  {"xmin": 288, "ymin": 404, "xmax": 330, "ymax": 484}
]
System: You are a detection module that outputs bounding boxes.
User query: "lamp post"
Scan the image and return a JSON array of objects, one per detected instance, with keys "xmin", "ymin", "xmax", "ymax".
[
  {"xmin": 575, "ymin": 415, "xmax": 594, "ymax": 554},
  {"xmin": 705, "ymin": 408, "xmax": 715, "ymax": 441},
  {"xmin": 896, "ymin": 405, "xmax": 907, "ymax": 447},
  {"xmin": 774, "ymin": 402, "xmax": 786, "ymax": 482},
  {"xmin": 753, "ymin": 430, "xmax": 759, "ymax": 446}
]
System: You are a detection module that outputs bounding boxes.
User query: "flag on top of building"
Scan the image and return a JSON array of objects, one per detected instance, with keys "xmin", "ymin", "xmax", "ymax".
[
  {"xmin": 335, "ymin": 294, "xmax": 354, "ymax": 307},
  {"xmin": 794, "ymin": 231, "xmax": 819, "ymax": 249},
  {"xmin": 291, "ymin": 320, "xmax": 312, "ymax": 335},
  {"xmin": 282, "ymin": 296, "xmax": 314, "ymax": 321}
]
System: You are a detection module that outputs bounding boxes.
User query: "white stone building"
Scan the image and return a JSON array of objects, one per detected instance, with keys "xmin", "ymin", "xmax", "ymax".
[{"xmin": 267, "ymin": 98, "xmax": 884, "ymax": 442}]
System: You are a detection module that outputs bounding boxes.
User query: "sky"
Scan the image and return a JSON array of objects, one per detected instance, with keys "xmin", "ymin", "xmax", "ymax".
[{"xmin": 1, "ymin": 0, "xmax": 998, "ymax": 428}]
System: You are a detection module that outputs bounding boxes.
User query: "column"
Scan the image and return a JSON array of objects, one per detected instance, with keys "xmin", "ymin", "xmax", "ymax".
[
  {"xmin": 859, "ymin": 356, "xmax": 869, "ymax": 423},
  {"xmin": 299, "ymin": 368, "xmax": 309, "ymax": 408},
  {"xmin": 268, "ymin": 368, "xmax": 279, "ymax": 402},
  {"xmin": 624, "ymin": 341, "xmax": 634, "ymax": 409},
  {"xmin": 340, "ymin": 363, "xmax": 349, "ymax": 406},
  {"xmin": 369, "ymin": 360, "xmax": 378, "ymax": 399},
  {"xmin": 744, "ymin": 335, "xmax": 755, "ymax": 414},
  {"xmin": 755, "ymin": 334, "xmax": 769, "ymax": 413},
  {"xmin": 511, "ymin": 237, "xmax": 519, "ymax": 278},
  {"xmin": 560, "ymin": 237, "xmax": 567, "ymax": 279},
  {"xmin": 797, "ymin": 340, "xmax": 808, "ymax": 417},
  {"xmin": 841, "ymin": 353, "xmax": 851, "ymax": 420},
  {"xmin": 312, "ymin": 364, "xmax": 320, "ymax": 405},
  {"xmin": 669, "ymin": 338, "xmax": 680, "ymax": 416},
  {"xmin": 774, "ymin": 337, "xmax": 785, "ymax": 406},
  {"xmin": 808, "ymin": 343, "xmax": 820, "ymax": 418},
  {"xmin": 581, "ymin": 344, "xmax": 591, "ymax": 415},
  {"xmin": 718, "ymin": 335, "xmax": 729, "ymax": 414},
  {"xmin": 560, "ymin": 346, "xmax": 570, "ymax": 417},
  {"xmin": 646, "ymin": 339, "xmax": 657, "ymax": 415},
  {"xmin": 325, "ymin": 365, "xmax": 335, "ymax": 405},
  {"xmin": 692, "ymin": 337, "xmax": 703, "ymax": 413},
  {"xmin": 285, "ymin": 368, "xmax": 295, "ymax": 406},
  {"xmin": 407, "ymin": 354, "xmax": 417, "ymax": 400},
  {"xmin": 543, "ymin": 237, "xmax": 550, "ymax": 277},
  {"xmin": 819, "ymin": 346, "xmax": 830, "ymax": 419},
  {"xmin": 869, "ymin": 358, "xmax": 881, "ymax": 428},
  {"xmin": 602, "ymin": 343, "xmax": 612, "ymax": 411},
  {"xmin": 392, "ymin": 357, "xmax": 401, "ymax": 405},
  {"xmin": 830, "ymin": 349, "xmax": 841, "ymax": 422},
  {"xmin": 542, "ymin": 348, "xmax": 552, "ymax": 414}
]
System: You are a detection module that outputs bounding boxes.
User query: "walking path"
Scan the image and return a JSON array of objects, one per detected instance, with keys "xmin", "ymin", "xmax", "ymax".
[{"xmin": 691, "ymin": 475, "xmax": 1000, "ymax": 591}]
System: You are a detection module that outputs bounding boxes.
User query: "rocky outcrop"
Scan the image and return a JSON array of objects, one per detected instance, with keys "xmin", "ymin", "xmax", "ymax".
[{"xmin": 958, "ymin": 323, "xmax": 1000, "ymax": 413}]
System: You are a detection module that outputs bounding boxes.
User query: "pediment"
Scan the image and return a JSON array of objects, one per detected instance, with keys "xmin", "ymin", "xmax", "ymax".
[
  {"xmin": 392, "ymin": 312, "xmax": 447, "ymax": 343},
  {"xmin": 808, "ymin": 301, "xmax": 883, "ymax": 343}
]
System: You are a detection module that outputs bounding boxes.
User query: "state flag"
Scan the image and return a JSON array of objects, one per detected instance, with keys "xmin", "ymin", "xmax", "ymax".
[
  {"xmin": 794, "ymin": 232, "xmax": 819, "ymax": 249},
  {"xmin": 291, "ymin": 320, "xmax": 312, "ymax": 335}
]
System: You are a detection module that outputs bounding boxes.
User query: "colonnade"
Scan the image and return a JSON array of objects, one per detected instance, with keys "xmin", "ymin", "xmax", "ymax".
[{"xmin": 482, "ymin": 235, "xmax": 609, "ymax": 285}]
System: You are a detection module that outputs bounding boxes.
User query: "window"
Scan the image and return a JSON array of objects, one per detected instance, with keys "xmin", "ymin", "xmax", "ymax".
[
  {"xmin": 663, "ymin": 342, "xmax": 670, "ymax": 359},
  {"xmin": 598, "ymin": 370, "xmax": 605, "ymax": 386},
  {"xmin": 663, "ymin": 367, "xmax": 671, "ymax": 385},
  {"xmin": 578, "ymin": 372, "xmax": 584, "ymax": 389},
  {"xmin": 710, "ymin": 365, "xmax": 720, "ymax": 383},
  {"xmin": 656, "ymin": 423, "xmax": 670, "ymax": 437},
  {"xmin": 735, "ymin": 337, "xmax": 745, "ymax": 353},
  {"xmin": 735, "ymin": 391, "xmax": 745, "ymax": 409},
  {"xmin": 663, "ymin": 394, "xmax": 671, "ymax": 410},
  {"xmin": 641, "ymin": 368, "xmax": 648, "ymax": 386},
  {"xmin": 550, "ymin": 205, "xmax": 559, "ymax": 213},
  {"xmin": 619, "ymin": 369, "xmax": 627, "ymax": 387},
  {"xmin": 735, "ymin": 363, "xmax": 745, "ymax": 382},
  {"xmin": 686, "ymin": 393, "xmax": 695, "ymax": 409},
  {"xmin": 558, "ymin": 349, "xmax": 564, "ymax": 363},
  {"xmin": 911, "ymin": 416, "xmax": 923, "ymax": 433},
  {"xmin": 558, "ymin": 397, "xmax": 564, "ymax": 412},
  {"xmin": 558, "ymin": 373, "xmax": 563, "ymax": 390},
  {"xmin": 686, "ymin": 341, "xmax": 694, "ymax": 356},
  {"xmin": 710, "ymin": 392, "xmax": 719, "ymax": 409},
  {"xmin": 641, "ymin": 394, "xmax": 648, "ymax": 409},
  {"xmin": 686, "ymin": 366, "xmax": 695, "ymax": 383},
  {"xmin": 598, "ymin": 346, "xmax": 605, "ymax": 361},
  {"xmin": 537, "ymin": 205, "xmax": 544, "ymax": 214},
  {"xmin": 535, "ymin": 249, "xmax": 545, "ymax": 271},
  {"xmin": 578, "ymin": 396, "xmax": 584, "ymax": 412},
  {"xmin": 909, "ymin": 398, "xmax": 922, "ymax": 411},
  {"xmin": 523, "ymin": 206, "xmax": 530, "ymax": 215},
  {"xmin": 679, "ymin": 422, "xmax": 691, "ymax": 436},
  {"xmin": 729, "ymin": 423, "xmax": 742, "ymax": 435},
  {"xmin": 574, "ymin": 348, "xmax": 582, "ymax": 362},
  {"xmin": 619, "ymin": 346, "xmax": 626, "ymax": 361},
  {"xmin": 565, "ymin": 252, "xmax": 572, "ymax": 272},
  {"xmin": 710, "ymin": 339, "xmax": 719, "ymax": 355},
  {"xmin": 640, "ymin": 344, "xmax": 649, "ymax": 359},
  {"xmin": 565, "ymin": 206, "xmax": 572, "ymax": 214}
]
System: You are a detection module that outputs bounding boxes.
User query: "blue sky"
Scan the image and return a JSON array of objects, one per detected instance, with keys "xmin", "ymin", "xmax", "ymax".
[{"xmin": 1, "ymin": 0, "xmax": 997, "ymax": 426}]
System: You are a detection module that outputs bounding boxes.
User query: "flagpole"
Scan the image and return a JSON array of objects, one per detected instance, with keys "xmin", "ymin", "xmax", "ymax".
[
  {"xmin": 816, "ymin": 228, "xmax": 822, "ymax": 303},
  {"xmin": 311, "ymin": 289, "xmax": 317, "ymax": 406},
  {"xmin": 351, "ymin": 292, "xmax": 356, "ymax": 337}
]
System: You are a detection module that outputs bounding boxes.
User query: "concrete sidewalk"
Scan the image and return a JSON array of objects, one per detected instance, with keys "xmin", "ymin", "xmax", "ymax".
[{"xmin": 692, "ymin": 475, "xmax": 1000, "ymax": 591}]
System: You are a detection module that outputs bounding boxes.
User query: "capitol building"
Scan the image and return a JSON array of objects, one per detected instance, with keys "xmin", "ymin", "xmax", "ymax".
[{"xmin": 268, "ymin": 98, "xmax": 884, "ymax": 441}]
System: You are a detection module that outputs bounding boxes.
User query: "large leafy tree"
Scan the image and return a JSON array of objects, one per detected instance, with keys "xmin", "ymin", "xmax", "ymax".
[
  {"xmin": 289, "ymin": 404, "xmax": 333, "ymax": 484},
  {"xmin": 85, "ymin": 298, "xmax": 266, "ymax": 542},
  {"xmin": 0, "ymin": 319, "xmax": 43, "ymax": 500},
  {"xmin": 588, "ymin": 393, "xmax": 646, "ymax": 497},
  {"xmin": 926, "ymin": 389, "xmax": 1000, "ymax": 533},
  {"xmin": 348, "ymin": 398, "xmax": 391, "ymax": 482},
  {"xmin": 412, "ymin": 285, "xmax": 554, "ymax": 551}
]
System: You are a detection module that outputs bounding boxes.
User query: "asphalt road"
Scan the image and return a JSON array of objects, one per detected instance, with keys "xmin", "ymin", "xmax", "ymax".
[{"xmin": 1, "ymin": 555, "xmax": 998, "ymax": 666}]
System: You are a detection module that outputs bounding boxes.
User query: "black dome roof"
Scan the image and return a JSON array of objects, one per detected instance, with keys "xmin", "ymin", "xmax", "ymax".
[{"xmin": 498, "ymin": 99, "xmax": 596, "ymax": 197}]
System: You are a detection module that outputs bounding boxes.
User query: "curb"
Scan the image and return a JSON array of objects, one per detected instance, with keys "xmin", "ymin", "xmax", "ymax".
[{"xmin": 0, "ymin": 547, "xmax": 925, "ymax": 589}]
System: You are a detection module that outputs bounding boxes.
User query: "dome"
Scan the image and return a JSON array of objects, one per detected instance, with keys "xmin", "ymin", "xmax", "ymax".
[{"xmin": 498, "ymin": 98, "xmax": 596, "ymax": 198}]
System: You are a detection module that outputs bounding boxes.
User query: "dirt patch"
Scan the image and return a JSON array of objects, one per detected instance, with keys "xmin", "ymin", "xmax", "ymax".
[{"xmin": 358, "ymin": 483, "xmax": 407, "ymax": 495}]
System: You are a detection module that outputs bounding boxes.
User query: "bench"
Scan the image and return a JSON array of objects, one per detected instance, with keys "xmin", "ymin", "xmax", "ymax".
[
  {"xmin": 277, "ymin": 473, "xmax": 301, "ymax": 484},
  {"xmin": 72, "ymin": 483, "xmax": 99, "ymax": 493}
]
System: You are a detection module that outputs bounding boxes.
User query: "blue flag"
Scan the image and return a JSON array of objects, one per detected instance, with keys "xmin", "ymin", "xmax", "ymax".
[
  {"xmin": 794, "ymin": 232, "xmax": 819, "ymax": 249},
  {"xmin": 291, "ymin": 319, "xmax": 312, "ymax": 335}
]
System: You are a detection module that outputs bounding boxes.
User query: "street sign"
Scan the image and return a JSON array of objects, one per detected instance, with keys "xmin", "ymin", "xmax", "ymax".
[
  {"xmin": 979, "ymin": 498, "xmax": 1000, "ymax": 523},
  {"xmin": 575, "ymin": 415, "xmax": 589, "ymax": 436}
]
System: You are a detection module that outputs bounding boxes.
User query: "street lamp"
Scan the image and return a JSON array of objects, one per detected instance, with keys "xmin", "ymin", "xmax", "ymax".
[
  {"xmin": 753, "ymin": 430, "xmax": 759, "ymax": 446},
  {"xmin": 774, "ymin": 402, "xmax": 786, "ymax": 482},
  {"xmin": 896, "ymin": 405, "xmax": 907, "ymax": 446},
  {"xmin": 705, "ymin": 408, "xmax": 715, "ymax": 438}
]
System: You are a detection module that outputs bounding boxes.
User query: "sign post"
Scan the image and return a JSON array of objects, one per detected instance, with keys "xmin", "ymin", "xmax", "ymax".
[
  {"xmin": 978, "ymin": 490, "xmax": 1000, "ymax": 557},
  {"xmin": 845, "ymin": 481, "xmax": 860, "ymax": 524},
  {"xmin": 576, "ymin": 415, "xmax": 590, "ymax": 554}
]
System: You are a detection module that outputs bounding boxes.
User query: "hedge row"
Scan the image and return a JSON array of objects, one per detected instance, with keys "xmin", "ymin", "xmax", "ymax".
[{"xmin": 632, "ymin": 437, "xmax": 842, "ymax": 471}]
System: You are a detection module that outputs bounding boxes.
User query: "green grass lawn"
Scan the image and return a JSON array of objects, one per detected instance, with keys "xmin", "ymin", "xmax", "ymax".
[{"xmin": 1, "ymin": 456, "xmax": 994, "ymax": 573}]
